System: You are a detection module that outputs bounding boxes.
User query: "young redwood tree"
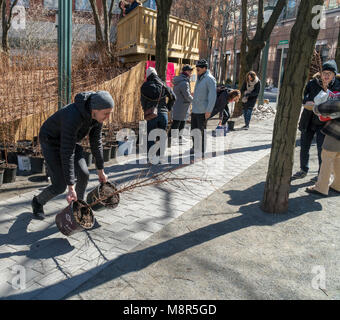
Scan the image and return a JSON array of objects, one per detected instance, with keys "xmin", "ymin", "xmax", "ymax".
[{"xmin": 261, "ymin": 0, "xmax": 324, "ymax": 213}]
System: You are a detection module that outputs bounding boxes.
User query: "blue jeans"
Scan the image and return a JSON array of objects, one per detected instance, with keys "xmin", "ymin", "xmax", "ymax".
[
  {"xmin": 243, "ymin": 108, "xmax": 253, "ymax": 126},
  {"xmin": 300, "ymin": 127, "xmax": 325, "ymax": 173},
  {"xmin": 147, "ymin": 112, "xmax": 168, "ymax": 155}
]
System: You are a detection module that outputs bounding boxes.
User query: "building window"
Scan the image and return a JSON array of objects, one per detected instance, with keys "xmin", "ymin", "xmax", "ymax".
[
  {"xmin": 285, "ymin": 0, "xmax": 297, "ymax": 19},
  {"xmin": 44, "ymin": 0, "xmax": 58, "ymax": 9},
  {"xmin": 10, "ymin": 0, "xmax": 30, "ymax": 8},
  {"xmin": 75, "ymin": 0, "xmax": 92, "ymax": 11}
]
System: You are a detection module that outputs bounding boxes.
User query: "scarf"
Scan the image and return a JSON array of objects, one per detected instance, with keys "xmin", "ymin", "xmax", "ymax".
[{"xmin": 242, "ymin": 76, "xmax": 259, "ymax": 103}]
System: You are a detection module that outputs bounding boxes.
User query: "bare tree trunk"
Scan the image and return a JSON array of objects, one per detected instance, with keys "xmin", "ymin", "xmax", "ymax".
[
  {"xmin": 335, "ymin": 25, "xmax": 340, "ymax": 69},
  {"xmin": 102, "ymin": 0, "xmax": 111, "ymax": 54},
  {"xmin": 233, "ymin": 0, "xmax": 248, "ymax": 116},
  {"xmin": 89, "ymin": 0, "xmax": 104, "ymax": 45},
  {"xmin": 233, "ymin": 0, "xmax": 286, "ymax": 117},
  {"xmin": 155, "ymin": 0, "xmax": 173, "ymax": 81},
  {"xmin": 218, "ymin": 2, "xmax": 229, "ymax": 84},
  {"xmin": 206, "ymin": 5, "xmax": 213, "ymax": 67},
  {"xmin": 261, "ymin": 0, "xmax": 324, "ymax": 213},
  {"xmin": 1, "ymin": 0, "xmax": 19, "ymax": 53},
  {"xmin": 232, "ymin": 9, "xmax": 239, "ymax": 87}
]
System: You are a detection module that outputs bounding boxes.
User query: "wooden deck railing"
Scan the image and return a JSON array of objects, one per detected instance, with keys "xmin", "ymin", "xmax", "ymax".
[{"xmin": 117, "ymin": 6, "xmax": 200, "ymax": 62}]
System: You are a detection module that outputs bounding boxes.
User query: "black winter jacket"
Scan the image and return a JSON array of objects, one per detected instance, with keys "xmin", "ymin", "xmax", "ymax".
[
  {"xmin": 125, "ymin": 1, "xmax": 140, "ymax": 14},
  {"xmin": 141, "ymin": 73, "xmax": 176, "ymax": 114},
  {"xmin": 39, "ymin": 92, "xmax": 104, "ymax": 185},
  {"xmin": 298, "ymin": 74, "xmax": 340, "ymax": 132},
  {"xmin": 209, "ymin": 87, "xmax": 231, "ymax": 119}
]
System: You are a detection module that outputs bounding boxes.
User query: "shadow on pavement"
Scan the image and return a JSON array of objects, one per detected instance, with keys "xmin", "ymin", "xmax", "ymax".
[{"xmin": 2, "ymin": 178, "xmax": 324, "ymax": 300}]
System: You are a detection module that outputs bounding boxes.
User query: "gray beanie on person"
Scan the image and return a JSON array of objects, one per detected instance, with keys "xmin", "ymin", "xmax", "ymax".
[{"xmin": 90, "ymin": 91, "xmax": 115, "ymax": 110}]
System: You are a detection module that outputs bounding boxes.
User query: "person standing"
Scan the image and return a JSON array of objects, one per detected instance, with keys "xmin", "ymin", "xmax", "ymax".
[
  {"xmin": 240, "ymin": 71, "xmax": 261, "ymax": 129},
  {"xmin": 191, "ymin": 59, "xmax": 217, "ymax": 157},
  {"xmin": 31, "ymin": 91, "xmax": 114, "ymax": 220},
  {"xmin": 168, "ymin": 65, "xmax": 194, "ymax": 146},
  {"xmin": 141, "ymin": 67, "xmax": 176, "ymax": 162},
  {"xmin": 292, "ymin": 60, "xmax": 340, "ymax": 181},
  {"xmin": 306, "ymin": 97, "xmax": 340, "ymax": 196}
]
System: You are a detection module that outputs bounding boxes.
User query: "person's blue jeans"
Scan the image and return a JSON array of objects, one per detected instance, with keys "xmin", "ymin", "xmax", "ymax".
[
  {"xmin": 243, "ymin": 107, "xmax": 253, "ymax": 127},
  {"xmin": 300, "ymin": 127, "xmax": 325, "ymax": 173},
  {"xmin": 147, "ymin": 112, "xmax": 168, "ymax": 156}
]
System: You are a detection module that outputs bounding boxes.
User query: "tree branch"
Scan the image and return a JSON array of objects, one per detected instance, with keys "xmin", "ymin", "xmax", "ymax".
[{"xmin": 262, "ymin": 0, "xmax": 286, "ymax": 41}]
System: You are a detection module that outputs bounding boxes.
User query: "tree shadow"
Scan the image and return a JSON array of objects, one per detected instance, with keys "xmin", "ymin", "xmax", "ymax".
[
  {"xmin": 3, "ymin": 179, "xmax": 324, "ymax": 300},
  {"xmin": 0, "ymin": 238, "xmax": 74, "ymax": 260},
  {"xmin": 0, "ymin": 212, "xmax": 59, "ymax": 248}
]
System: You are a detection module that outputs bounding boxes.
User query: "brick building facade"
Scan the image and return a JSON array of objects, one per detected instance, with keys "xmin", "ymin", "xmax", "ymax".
[{"xmin": 223, "ymin": 0, "xmax": 340, "ymax": 87}]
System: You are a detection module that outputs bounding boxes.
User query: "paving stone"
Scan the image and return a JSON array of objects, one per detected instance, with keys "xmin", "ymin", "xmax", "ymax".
[
  {"xmin": 131, "ymin": 230, "xmax": 153, "ymax": 242},
  {"xmin": 114, "ymin": 237, "xmax": 140, "ymax": 252},
  {"xmin": 35, "ymin": 269, "xmax": 69, "ymax": 287},
  {"xmin": 110, "ymin": 229, "xmax": 135, "ymax": 242},
  {"xmin": 0, "ymin": 118, "xmax": 275, "ymax": 300},
  {"xmin": 103, "ymin": 221, "xmax": 128, "ymax": 233}
]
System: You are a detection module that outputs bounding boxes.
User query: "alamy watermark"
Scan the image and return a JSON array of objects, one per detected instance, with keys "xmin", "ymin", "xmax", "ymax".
[
  {"xmin": 311, "ymin": 5, "xmax": 326, "ymax": 30},
  {"xmin": 114, "ymin": 121, "xmax": 232, "ymax": 166},
  {"xmin": 11, "ymin": 265, "xmax": 26, "ymax": 290},
  {"xmin": 311, "ymin": 265, "xmax": 326, "ymax": 291}
]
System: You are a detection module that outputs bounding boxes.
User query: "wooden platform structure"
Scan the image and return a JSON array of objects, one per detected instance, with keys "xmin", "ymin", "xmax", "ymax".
[{"xmin": 117, "ymin": 6, "xmax": 200, "ymax": 63}]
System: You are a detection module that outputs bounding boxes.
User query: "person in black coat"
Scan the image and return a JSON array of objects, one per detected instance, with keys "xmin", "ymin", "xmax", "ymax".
[
  {"xmin": 292, "ymin": 60, "xmax": 340, "ymax": 181},
  {"xmin": 240, "ymin": 71, "xmax": 261, "ymax": 129},
  {"xmin": 209, "ymin": 88, "xmax": 240, "ymax": 134},
  {"xmin": 125, "ymin": 0, "xmax": 141, "ymax": 15},
  {"xmin": 31, "ymin": 91, "xmax": 114, "ymax": 220},
  {"xmin": 141, "ymin": 67, "xmax": 176, "ymax": 163}
]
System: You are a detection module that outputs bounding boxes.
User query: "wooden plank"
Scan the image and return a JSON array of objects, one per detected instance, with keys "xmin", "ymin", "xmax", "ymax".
[{"xmin": 117, "ymin": 6, "xmax": 200, "ymax": 63}]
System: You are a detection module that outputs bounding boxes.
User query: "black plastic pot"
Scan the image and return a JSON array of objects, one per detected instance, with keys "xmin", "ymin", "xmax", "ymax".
[
  {"xmin": 227, "ymin": 120, "xmax": 235, "ymax": 131},
  {"xmin": 86, "ymin": 181, "xmax": 120, "ymax": 212},
  {"xmin": 30, "ymin": 156, "xmax": 45, "ymax": 174},
  {"xmin": 110, "ymin": 144, "xmax": 118, "ymax": 159},
  {"xmin": 7, "ymin": 152, "xmax": 18, "ymax": 165},
  {"xmin": 103, "ymin": 147, "xmax": 111, "ymax": 162},
  {"xmin": 0, "ymin": 164, "xmax": 17, "ymax": 183},
  {"xmin": 55, "ymin": 200, "xmax": 95, "ymax": 236}
]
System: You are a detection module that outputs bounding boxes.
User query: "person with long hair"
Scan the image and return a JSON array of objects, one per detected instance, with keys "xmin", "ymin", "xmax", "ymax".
[{"xmin": 240, "ymin": 71, "xmax": 261, "ymax": 129}]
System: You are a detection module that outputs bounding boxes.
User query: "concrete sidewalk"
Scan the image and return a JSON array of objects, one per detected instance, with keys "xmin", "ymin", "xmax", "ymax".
[
  {"xmin": 0, "ymin": 117, "xmax": 275, "ymax": 299},
  {"xmin": 1, "ymin": 114, "xmax": 339, "ymax": 300},
  {"xmin": 66, "ymin": 141, "xmax": 340, "ymax": 300}
]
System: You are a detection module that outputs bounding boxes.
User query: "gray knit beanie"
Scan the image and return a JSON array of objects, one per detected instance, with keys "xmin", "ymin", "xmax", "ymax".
[{"xmin": 90, "ymin": 91, "xmax": 115, "ymax": 110}]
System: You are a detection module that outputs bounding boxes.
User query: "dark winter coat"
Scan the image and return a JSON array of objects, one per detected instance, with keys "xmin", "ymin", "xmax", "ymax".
[
  {"xmin": 209, "ymin": 87, "xmax": 232, "ymax": 119},
  {"xmin": 171, "ymin": 73, "xmax": 193, "ymax": 121},
  {"xmin": 240, "ymin": 80, "xmax": 261, "ymax": 109},
  {"xmin": 140, "ymin": 73, "xmax": 176, "ymax": 114},
  {"xmin": 39, "ymin": 92, "xmax": 104, "ymax": 186},
  {"xmin": 125, "ymin": 1, "xmax": 140, "ymax": 14},
  {"xmin": 298, "ymin": 74, "xmax": 340, "ymax": 132}
]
